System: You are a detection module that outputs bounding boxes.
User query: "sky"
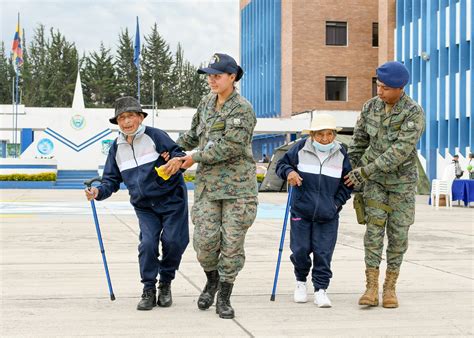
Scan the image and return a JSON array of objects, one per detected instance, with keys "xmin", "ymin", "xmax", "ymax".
[{"xmin": 0, "ymin": 0, "xmax": 240, "ymax": 66}]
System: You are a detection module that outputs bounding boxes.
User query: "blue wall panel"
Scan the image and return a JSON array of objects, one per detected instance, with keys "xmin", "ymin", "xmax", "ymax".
[
  {"xmin": 241, "ymin": 0, "xmax": 281, "ymax": 118},
  {"xmin": 242, "ymin": 0, "xmax": 283, "ymax": 159},
  {"xmin": 397, "ymin": 0, "xmax": 472, "ymax": 180}
]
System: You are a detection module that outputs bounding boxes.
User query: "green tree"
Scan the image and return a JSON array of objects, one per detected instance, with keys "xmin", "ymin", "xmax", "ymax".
[
  {"xmin": 82, "ymin": 42, "xmax": 118, "ymax": 107},
  {"xmin": 115, "ymin": 28, "xmax": 137, "ymax": 98},
  {"xmin": 21, "ymin": 24, "xmax": 49, "ymax": 106},
  {"xmin": 141, "ymin": 23, "xmax": 174, "ymax": 108},
  {"xmin": 43, "ymin": 28, "xmax": 79, "ymax": 107},
  {"xmin": 181, "ymin": 61, "xmax": 209, "ymax": 107},
  {"xmin": 0, "ymin": 42, "xmax": 15, "ymax": 104}
]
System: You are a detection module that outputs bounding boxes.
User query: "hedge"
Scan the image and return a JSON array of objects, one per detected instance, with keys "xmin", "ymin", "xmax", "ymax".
[{"xmin": 0, "ymin": 173, "xmax": 57, "ymax": 181}]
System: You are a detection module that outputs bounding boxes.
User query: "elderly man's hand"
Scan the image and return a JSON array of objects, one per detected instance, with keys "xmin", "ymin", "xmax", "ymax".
[
  {"xmin": 344, "ymin": 167, "xmax": 368, "ymax": 188},
  {"xmin": 163, "ymin": 157, "xmax": 184, "ymax": 176},
  {"xmin": 84, "ymin": 187, "xmax": 99, "ymax": 201},
  {"xmin": 287, "ymin": 171, "xmax": 303, "ymax": 187}
]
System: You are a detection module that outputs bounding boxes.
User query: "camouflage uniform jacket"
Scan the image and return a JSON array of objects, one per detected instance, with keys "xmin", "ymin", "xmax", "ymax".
[
  {"xmin": 176, "ymin": 90, "xmax": 258, "ymax": 200},
  {"xmin": 348, "ymin": 93, "xmax": 425, "ymax": 185}
]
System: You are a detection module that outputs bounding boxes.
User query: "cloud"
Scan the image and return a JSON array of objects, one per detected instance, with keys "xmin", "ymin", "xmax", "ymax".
[{"xmin": 0, "ymin": 0, "xmax": 239, "ymax": 66}]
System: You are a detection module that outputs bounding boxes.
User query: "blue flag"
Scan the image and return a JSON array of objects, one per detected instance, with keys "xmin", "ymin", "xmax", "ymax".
[{"xmin": 133, "ymin": 17, "xmax": 140, "ymax": 69}]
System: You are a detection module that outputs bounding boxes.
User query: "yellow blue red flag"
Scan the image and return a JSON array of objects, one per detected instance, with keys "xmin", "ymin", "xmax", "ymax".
[{"xmin": 11, "ymin": 14, "xmax": 23, "ymax": 74}]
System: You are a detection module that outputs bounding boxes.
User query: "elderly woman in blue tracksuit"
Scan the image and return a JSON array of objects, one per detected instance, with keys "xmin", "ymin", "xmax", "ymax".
[
  {"xmin": 85, "ymin": 96, "xmax": 189, "ymax": 311},
  {"xmin": 276, "ymin": 114, "xmax": 352, "ymax": 308}
]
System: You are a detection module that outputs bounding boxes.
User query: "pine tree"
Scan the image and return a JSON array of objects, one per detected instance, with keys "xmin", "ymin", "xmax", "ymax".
[
  {"xmin": 141, "ymin": 23, "xmax": 174, "ymax": 108},
  {"xmin": 169, "ymin": 43, "xmax": 184, "ymax": 107},
  {"xmin": 21, "ymin": 24, "xmax": 48, "ymax": 107},
  {"xmin": 43, "ymin": 28, "xmax": 79, "ymax": 107},
  {"xmin": 0, "ymin": 42, "xmax": 15, "ymax": 104},
  {"xmin": 115, "ymin": 28, "xmax": 137, "ymax": 98},
  {"xmin": 82, "ymin": 42, "xmax": 118, "ymax": 107}
]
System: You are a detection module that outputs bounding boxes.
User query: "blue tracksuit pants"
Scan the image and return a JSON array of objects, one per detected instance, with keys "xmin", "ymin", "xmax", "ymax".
[
  {"xmin": 289, "ymin": 212, "xmax": 339, "ymax": 290},
  {"xmin": 134, "ymin": 186, "xmax": 189, "ymax": 291}
]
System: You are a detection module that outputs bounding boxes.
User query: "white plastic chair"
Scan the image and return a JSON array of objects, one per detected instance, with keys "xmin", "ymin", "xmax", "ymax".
[
  {"xmin": 430, "ymin": 179, "xmax": 452, "ymax": 208},
  {"xmin": 430, "ymin": 163, "xmax": 461, "ymax": 208}
]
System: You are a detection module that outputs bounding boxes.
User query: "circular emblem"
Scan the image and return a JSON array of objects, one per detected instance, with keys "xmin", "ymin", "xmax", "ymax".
[
  {"xmin": 70, "ymin": 114, "xmax": 85, "ymax": 130},
  {"xmin": 37, "ymin": 138, "xmax": 54, "ymax": 155}
]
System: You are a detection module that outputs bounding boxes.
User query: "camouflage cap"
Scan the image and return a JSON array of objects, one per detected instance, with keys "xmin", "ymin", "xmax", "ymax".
[{"xmin": 110, "ymin": 96, "xmax": 147, "ymax": 124}]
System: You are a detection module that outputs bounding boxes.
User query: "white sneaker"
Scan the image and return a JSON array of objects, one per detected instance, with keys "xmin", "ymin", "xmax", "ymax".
[
  {"xmin": 314, "ymin": 289, "xmax": 332, "ymax": 308},
  {"xmin": 293, "ymin": 281, "xmax": 308, "ymax": 303}
]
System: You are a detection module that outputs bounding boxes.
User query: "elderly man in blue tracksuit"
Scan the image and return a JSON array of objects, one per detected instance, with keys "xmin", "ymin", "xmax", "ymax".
[
  {"xmin": 85, "ymin": 96, "xmax": 189, "ymax": 311},
  {"xmin": 276, "ymin": 114, "xmax": 352, "ymax": 308}
]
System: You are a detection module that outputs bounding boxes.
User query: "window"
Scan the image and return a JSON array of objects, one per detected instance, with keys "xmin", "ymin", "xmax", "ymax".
[
  {"xmin": 326, "ymin": 77, "xmax": 347, "ymax": 101},
  {"xmin": 326, "ymin": 21, "xmax": 347, "ymax": 46},
  {"xmin": 372, "ymin": 22, "xmax": 379, "ymax": 47},
  {"xmin": 372, "ymin": 77, "xmax": 378, "ymax": 97}
]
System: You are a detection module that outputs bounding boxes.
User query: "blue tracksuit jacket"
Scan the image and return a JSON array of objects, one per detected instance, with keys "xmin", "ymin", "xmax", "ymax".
[{"xmin": 96, "ymin": 126, "xmax": 186, "ymax": 206}]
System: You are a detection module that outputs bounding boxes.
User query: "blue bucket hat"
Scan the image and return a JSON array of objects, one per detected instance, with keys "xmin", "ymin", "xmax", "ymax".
[
  {"xmin": 198, "ymin": 53, "xmax": 244, "ymax": 81},
  {"xmin": 376, "ymin": 61, "xmax": 410, "ymax": 88}
]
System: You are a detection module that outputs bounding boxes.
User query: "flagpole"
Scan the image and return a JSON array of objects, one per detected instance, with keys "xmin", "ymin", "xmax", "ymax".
[
  {"xmin": 138, "ymin": 68, "xmax": 141, "ymax": 103},
  {"xmin": 13, "ymin": 13, "xmax": 21, "ymax": 158},
  {"xmin": 14, "ymin": 70, "xmax": 19, "ymax": 158},
  {"xmin": 11, "ymin": 77, "xmax": 15, "ymax": 156},
  {"xmin": 134, "ymin": 16, "xmax": 141, "ymax": 103}
]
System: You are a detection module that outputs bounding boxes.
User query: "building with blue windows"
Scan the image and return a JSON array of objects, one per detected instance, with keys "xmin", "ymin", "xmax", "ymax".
[{"xmin": 396, "ymin": 0, "xmax": 473, "ymax": 180}]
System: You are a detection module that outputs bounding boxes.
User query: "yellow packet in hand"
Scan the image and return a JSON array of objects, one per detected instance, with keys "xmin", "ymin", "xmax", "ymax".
[{"xmin": 155, "ymin": 165, "xmax": 171, "ymax": 181}]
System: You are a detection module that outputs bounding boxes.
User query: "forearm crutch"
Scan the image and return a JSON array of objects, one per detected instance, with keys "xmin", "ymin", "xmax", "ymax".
[
  {"xmin": 270, "ymin": 186, "xmax": 293, "ymax": 301},
  {"xmin": 84, "ymin": 177, "xmax": 115, "ymax": 301}
]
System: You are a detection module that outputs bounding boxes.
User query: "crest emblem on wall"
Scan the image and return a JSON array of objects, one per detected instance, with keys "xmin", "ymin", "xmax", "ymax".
[
  {"xmin": 101, "ymin": 139, "xmax": 113, "ymax": 155},
  {"xmin": 70, "ymin": 114, "xmax": 85, "ymax": 130},
  {"xmin": 37, "ymin": 138, "xmax": 54, "ymax": 155}
]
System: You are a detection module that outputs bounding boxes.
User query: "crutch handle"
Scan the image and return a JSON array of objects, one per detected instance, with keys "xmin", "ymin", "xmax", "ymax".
[{"xmin": 84, "ymin": 176, "xmax": 102, "ymax": 188}]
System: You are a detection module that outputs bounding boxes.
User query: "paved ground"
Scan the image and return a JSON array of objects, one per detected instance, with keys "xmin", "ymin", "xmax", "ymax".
[{"xmin": 1, "ymin": 189, "xmax": 473, "ymax": 337}]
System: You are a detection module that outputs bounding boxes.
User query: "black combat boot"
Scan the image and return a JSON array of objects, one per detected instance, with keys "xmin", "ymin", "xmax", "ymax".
[
  {"xmin": 198, "ymin": 270, "xmax": 219, "ymax": 310},
  {"xmin": 137, "ymin": 288, "xmax": 156, "ymax": 311},
  {"xmin": 216, "ymin": 282, "xmax": 234, "ymax": 319},
  {"xmin": 157, "ymin": 281, "xmax": 172, "ymax": 307}
]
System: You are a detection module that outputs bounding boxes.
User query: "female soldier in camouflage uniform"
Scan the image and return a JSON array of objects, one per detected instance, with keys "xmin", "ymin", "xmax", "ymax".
[{"xmin": 165, "ymin": 53, "xmax": 258, "ymax": 319}]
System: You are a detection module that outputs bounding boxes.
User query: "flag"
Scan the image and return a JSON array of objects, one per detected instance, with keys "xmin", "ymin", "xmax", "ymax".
[
  {"xmin": 133, "ymin": 16, "xmax": 140, "ymax": 69},
  {"xmin": 11, "ymin": 13, "xmax": 23, "ymax": 74}
]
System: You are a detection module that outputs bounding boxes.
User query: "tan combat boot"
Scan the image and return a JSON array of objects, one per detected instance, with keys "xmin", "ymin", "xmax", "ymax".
[
  {"xmin": 382, "ymin": 269, "xmax": 399, "ymax": 308},
  {"xmin": 358, "ymin": 268, "xmax": 379, "ymax": 306}
]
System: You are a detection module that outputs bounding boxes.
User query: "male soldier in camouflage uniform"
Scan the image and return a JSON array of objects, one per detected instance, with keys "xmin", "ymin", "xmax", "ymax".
[
  {"xmin": 344, "ymin": 61, "xmax": 425, "ymax": 308},
  {"xmin": 165, "ymin": 53, "xmax": 258, "ymax": 319}
]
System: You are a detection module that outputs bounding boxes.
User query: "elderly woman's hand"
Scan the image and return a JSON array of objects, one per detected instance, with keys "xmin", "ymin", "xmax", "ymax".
[{"xmin": 287, "ymin": 171, "xmax": 303, "ymax": 187}]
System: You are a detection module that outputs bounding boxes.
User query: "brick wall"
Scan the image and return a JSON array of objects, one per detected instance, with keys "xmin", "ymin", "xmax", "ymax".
[{"xmin": 281, "ymin": 0, "xmax": 379, "ymax": 113}]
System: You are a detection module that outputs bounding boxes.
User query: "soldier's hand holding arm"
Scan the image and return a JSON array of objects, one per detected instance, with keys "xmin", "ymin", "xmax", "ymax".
[
  {"xmin": 344, "ymin": 166, "xmax": 372, "ymax": 188},
  {"xmin": 287, "ymin": 170, "xmax": 303, "ymax": 187},
  {"xmin": 161, "ymin": 151, "xmax": 170, "ymax": 161},
  {"xmin": 180, "ymin": 155, "xmax": 195, "ymax": 170}
]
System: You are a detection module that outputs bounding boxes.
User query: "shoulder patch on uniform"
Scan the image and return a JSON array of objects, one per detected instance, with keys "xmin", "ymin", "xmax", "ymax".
[
  {"xmin": 407, "ymin": 121, "xmax": 415, "ymax": 129},
  {"xmin": 233, "ymin": 118, "xmax": 241, "ymax": 125}
]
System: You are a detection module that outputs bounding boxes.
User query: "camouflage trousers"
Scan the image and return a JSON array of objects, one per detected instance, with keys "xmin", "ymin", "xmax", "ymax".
[
  {"xmin": 363, "ymin": 180, "xmax": 416, "ymax": 270},
  {"xmin": 191, "ymin": 193, "xmax": 258, "ymax": 283}
]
